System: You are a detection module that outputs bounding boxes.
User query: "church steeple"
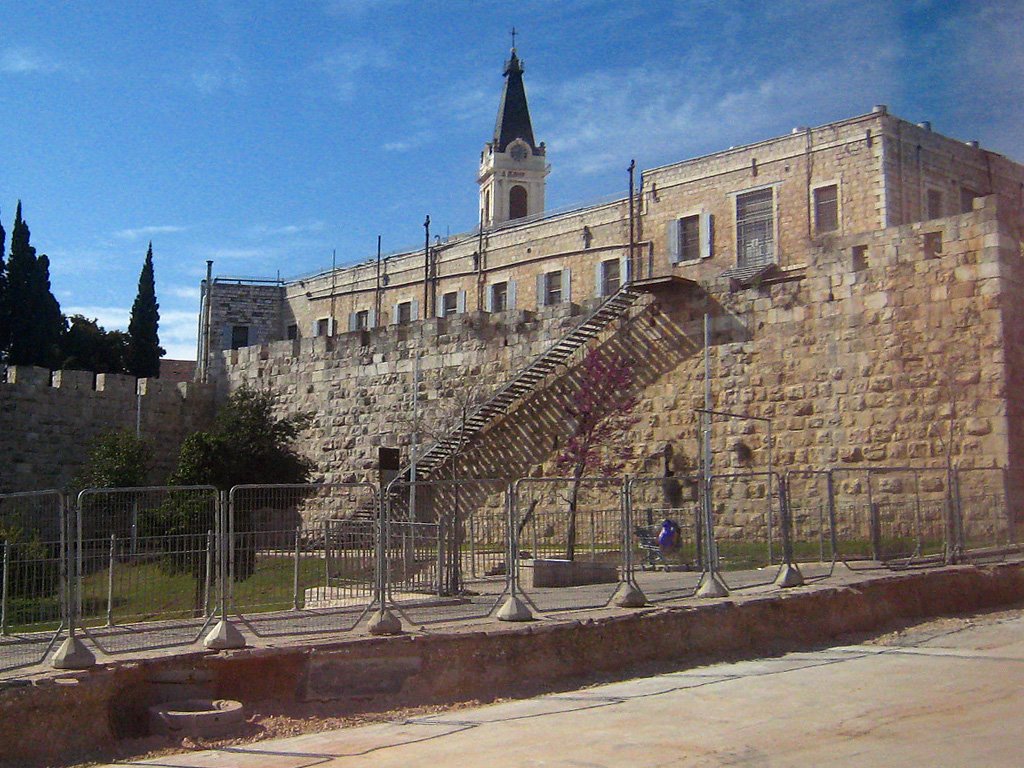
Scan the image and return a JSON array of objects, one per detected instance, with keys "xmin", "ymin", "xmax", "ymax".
[
  {"xmin": 493, "ymin": 49, "xmax": 536, "ymax": 152},
  {"xmin": 479, "ymin": 39, "xmax": 548, "ymax": 228}
]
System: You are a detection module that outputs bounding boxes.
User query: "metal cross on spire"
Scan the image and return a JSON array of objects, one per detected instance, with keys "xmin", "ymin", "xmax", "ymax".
[{"xmin": 511, "ymin": 26, "xmax": 517, "ymax": 51}]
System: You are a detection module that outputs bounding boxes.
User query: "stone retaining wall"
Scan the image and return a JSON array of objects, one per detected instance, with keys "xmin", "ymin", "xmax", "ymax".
[{"xmin": 2, "ymin": 561, "xmax": 1022, "ymax": 767}]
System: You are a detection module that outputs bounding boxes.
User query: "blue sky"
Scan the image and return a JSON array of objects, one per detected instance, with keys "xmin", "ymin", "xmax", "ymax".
[{"xmin": 2, "ymin": 0, "xmax": 1022, "ymax": 360}]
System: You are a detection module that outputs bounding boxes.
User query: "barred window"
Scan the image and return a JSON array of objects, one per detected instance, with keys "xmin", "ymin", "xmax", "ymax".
[{"xmin": 736, "ymin": 188, "xmax": 775, "ymax": 268}]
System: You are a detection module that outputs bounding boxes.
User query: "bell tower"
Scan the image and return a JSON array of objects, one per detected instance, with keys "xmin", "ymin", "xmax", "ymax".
[{"xmin": 478, "ymin": 41, "xmax": 548, "ymax": 227}]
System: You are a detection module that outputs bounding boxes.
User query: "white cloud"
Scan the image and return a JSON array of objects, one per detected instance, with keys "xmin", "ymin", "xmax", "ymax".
[
  {"xmin": 316, "ymin": 44, "xmax": 391, "ymax": 101},
  {"xmin": 205, "ymin": 247, "xmax": 269, "ymax": 261},
  {"xmin": 169, "ymin": 285, "xmax": 201, "ymax": 301},
  {"xmin": 158, "ymin": 308, "xmax": 200, "ymax": 355},
  {"xmin": 248, "ymin": 221, "xmax": 326, "ymax": 238},
  {"xmin": 190, "ymin": 52, "xmax": 247, "ymax": 96},
  {"xmin": 322, "ymin": 0, "xmax": 398, "ymax": 17},
  {"xmin": 113, "ymin": 225, "xmax": 188, "ymax": 241},
  {"xmin": 535, "ymin": 19, "xmax": 900, "ymax": 177},
  {"xmin": 0, "ymin": 47, "xmax": 61, "ymax": 74}
]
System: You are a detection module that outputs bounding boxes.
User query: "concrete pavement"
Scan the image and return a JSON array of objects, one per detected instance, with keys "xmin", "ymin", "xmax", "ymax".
[{"xmin": 107, "ymin": 607, "xmax": 1024, "ymax": 767}]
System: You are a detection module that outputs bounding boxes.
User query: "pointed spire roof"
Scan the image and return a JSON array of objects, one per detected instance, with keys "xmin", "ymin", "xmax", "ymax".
[{"xmin": 493, "ymin": 48, "xmax": 537, "ymax": 153}]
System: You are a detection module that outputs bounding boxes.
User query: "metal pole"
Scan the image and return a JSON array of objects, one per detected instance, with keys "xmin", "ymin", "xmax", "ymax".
[
  {"xmin": 292, "ymin": 525, "xmax": 301, "ymax": 611},
  {"xmin": 106, "ymin": 533, "xmax": 116, "ymax": 626},
  {"xmin": 219, "ymin": 493, "xmax": 229, "ymax": 622},
  {"xmin": 767, "ymin": 421, "xmax": 774, "ymax": 564},
  {"xmin": 423, "ymin": 215, "xmax": 431, "ymax": 317},
  {"xmin": 628, "ymin": 159, "xmax": 636, "ymax": 281},
  {"xmin": 375, "ymin": 235, "xmax": 382, "ymax": 324},
  {"xmin": 322, "ymin": 519, "xmax": 330, "ymax": 591},
  {"xmin": 409, "ymin": 355, "xmax": 419, "ymax": 522},
  {"xmin": 1, "ymin": 540, "xmax": 9, "ymax": 636},
  {"xmin": 508, "ymin": 484, "xmax": 518, "ymax": 596},
  {"xmin": 703, "ymin": 314, "xmax": 714, "ymax": 568},
  {"xmin": 827, "ymin": 470, "xmax": 839, "ymax": 560},
  {"xmin": 330, "ymin": 249, "xmax": 337, "ymax": 334},
  {"xmin": 201, "ymin": 260, "xmax": 213, "ymax": 383},
  {"xmin": 69, "ymin": 503, "xmax": 79, "ymax": 641},
  {"xmin": 204, "ymin": 530, "xmax": 214, "ymax": 617}
]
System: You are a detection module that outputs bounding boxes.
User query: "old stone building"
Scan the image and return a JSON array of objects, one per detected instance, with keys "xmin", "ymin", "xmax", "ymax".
[{"xmin": 197, "ymin": 48, "xmax": 1024, "ymax": 513}]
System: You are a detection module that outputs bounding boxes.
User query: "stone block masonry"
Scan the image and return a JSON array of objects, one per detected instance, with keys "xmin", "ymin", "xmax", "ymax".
[
  {"xmin": 0, "ymin": 368, "xmax": 216, "ymax": 494},
  {"xmin": 216, "ymin": 195, "xmax": 1022, "ymax": 529}
]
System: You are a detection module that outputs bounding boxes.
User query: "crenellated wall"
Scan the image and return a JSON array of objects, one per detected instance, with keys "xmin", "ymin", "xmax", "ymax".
[{"xmin": 0, "ymin": 368, "xmax": 216, "ymax": 493}]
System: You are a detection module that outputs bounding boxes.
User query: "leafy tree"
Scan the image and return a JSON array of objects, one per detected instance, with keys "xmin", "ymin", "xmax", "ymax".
[
  {"xmin": 61, "ymin": 315, "xmax": 130, "ymax": 373},
  {"xmin": 74, "ymin": 430, "xmax": 150, "ymax": 490},
  {"xmin": 170, "ymin": 388, "xmax": 313, "ymax": 580},
  {"xmin": 172, "ymin": 388, "xmax": 314, "ymax": 489},
  {"xmin": 5, "ymin": 202, "xmax": 63, "ymax": 368},
  {"xmin": 126, "ymin": 242, "xmax": 164, "ymax": 378},
  {"xmin": 555, "ymin": 350, "xmax": 638, "ymax": 560}
]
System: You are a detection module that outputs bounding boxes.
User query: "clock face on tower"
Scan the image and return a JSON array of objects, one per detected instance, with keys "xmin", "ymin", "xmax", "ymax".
[{"xmin": 510, "ymin": 144, "xmax": 528, "ymax": 161}]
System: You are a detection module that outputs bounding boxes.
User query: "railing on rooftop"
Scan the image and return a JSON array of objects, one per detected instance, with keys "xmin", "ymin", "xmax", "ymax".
[{"xmin": 213, "ymin": 191, "xmax": 630, "ymax": 289}]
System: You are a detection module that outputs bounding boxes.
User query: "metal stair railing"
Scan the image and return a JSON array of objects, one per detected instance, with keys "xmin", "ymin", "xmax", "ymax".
[{"xmin": 408, "ymin": 283, "xmax": 646, "ymax": 480}]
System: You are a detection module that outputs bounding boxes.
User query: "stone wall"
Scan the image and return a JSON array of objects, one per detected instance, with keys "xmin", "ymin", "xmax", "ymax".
[
  {"xmin": 216, "ymin": 195, "xmax": 1022, "ymax": 528},
  {"xmin": 0, "ymin": 367, "xmax": 216, "ymax": 493}
]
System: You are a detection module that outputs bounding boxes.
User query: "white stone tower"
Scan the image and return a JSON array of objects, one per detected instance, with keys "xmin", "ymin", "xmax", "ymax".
[{"xmin": 478, "ymin": 46, "xmax": 548, "ymax": 227}]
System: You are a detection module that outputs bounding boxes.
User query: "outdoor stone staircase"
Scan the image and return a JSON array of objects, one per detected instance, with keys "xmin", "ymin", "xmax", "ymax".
[
  {"xmin": 408, "ymin": 283, "xmax": 645, "ymax": 480},
  {"xmin": 349, "ymin": 283, "xmax": 647, "ymax": 520}
]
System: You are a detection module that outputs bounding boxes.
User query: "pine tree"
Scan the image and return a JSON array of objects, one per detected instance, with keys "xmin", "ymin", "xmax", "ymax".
[{"xmin": 126, "ymin": 242, "xmax": 164, "ymax": 378}]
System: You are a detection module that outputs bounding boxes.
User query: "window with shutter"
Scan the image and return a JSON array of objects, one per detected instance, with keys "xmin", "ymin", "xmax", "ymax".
[{"xmin": 599, "ymin": 258, "xmax": 620, "ymax": 296}]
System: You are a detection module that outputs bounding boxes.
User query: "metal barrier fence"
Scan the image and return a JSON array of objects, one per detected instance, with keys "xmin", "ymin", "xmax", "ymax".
[
  {"xmin": 74, "ymin": 486, "xmax": 219, "ymax": 656},
  {"xmin": 512, "ymin": 477, "xmax": 628, "ymax": 613},
  {"xmin": 226, "ymin": 483, "xmax": 380, "ymax": 638},
  {"xmin": 383, "ymin": 478, "xmax": 510, "ymax": 625},
  {"xmin": 626, "ymin": 476, "xmax": 702, "ymax": 603},
  {"xmin": 0, "ymin": 491, "xmax": 67, "ymax": 674},
  {"xmin": 0, "ymin": 466, "xmax": 1020, "ymax": 676}
]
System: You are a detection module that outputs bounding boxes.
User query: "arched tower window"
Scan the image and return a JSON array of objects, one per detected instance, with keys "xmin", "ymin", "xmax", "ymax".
[{"xmin": 509, "ymin": 185, "xmax": 528, "ymax": 220}]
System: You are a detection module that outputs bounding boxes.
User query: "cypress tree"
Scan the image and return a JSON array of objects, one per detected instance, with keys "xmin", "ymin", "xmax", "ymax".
[
  {"xmin": 7, "ymin": 201, "xmax": 38, "ymax": 366},
  {"xmin": 126, "ymin": 242, "xmax": 164, "ymax": 378},
  {"xmin": 0, "ymin": 208, "xmax": 7, "ymax": 360},
  {"xmin": 34, "ymin": 254, "xmax": 64, "ymax": 368},
  {"xmin": 6, "ymin": 202, "xmax": 64, "ymax": 368}
]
